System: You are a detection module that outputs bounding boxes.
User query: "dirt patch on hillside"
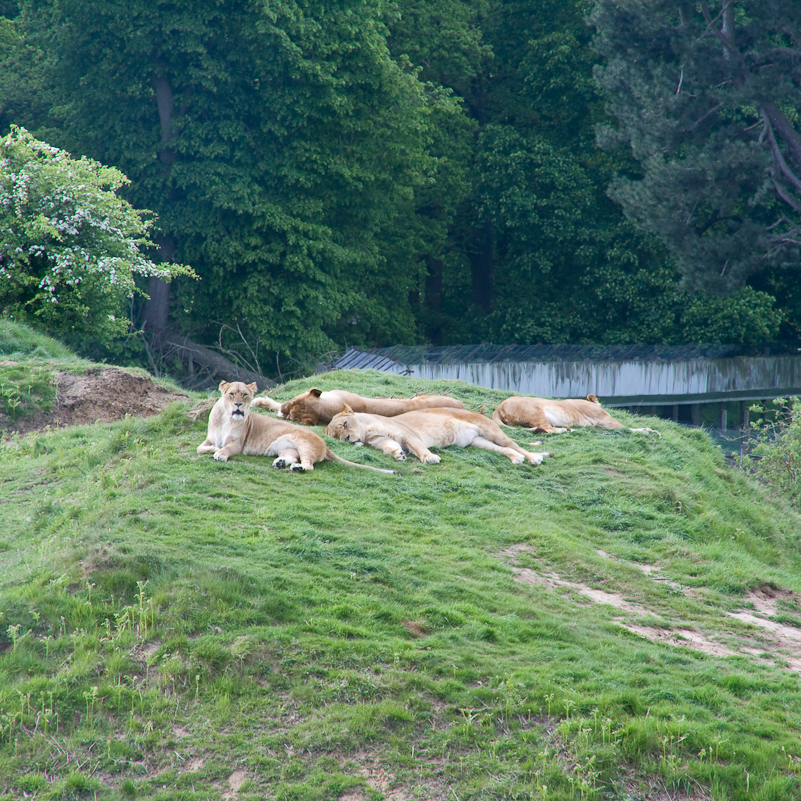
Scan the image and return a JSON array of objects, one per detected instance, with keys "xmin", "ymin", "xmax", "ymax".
[
  {"xmin": 5, "ymin": 367, "xmax": 189, "ymax": 435},
  {"xmin": 500, "ymin": 547, "xmax": 801, "ymax": 674}
]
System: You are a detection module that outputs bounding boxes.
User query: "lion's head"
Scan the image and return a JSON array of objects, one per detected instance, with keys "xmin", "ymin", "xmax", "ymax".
[
  {"xmin": 279, "ymin": 388, "xmax": 324, "ymax": 425},
  {"xmin": 218, "ymin": 380, "xmax": 258, "ymax": 421},
  {"xmin": 323, "ymin": 404, "xmax": 362, "ymax": 443}
]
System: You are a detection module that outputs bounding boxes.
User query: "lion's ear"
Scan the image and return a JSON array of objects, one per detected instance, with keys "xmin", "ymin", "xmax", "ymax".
[
  {"xmin": 219, "ymin": 381, "xmax": 231, "ymax": 394},
  {"xmin": 587, "ymin": 394, "xmax": 599, "ymax": 404},
  {"xmin": 247, "ymin": 382, "xmax": 258, "ymax": 394},
  {"xmin": 309, "ymin": 388, "xmax": 323, "ymax": 398},
  {"xmin": 342, "ymin": 404, "xmax": 353, "ymax": 414}
]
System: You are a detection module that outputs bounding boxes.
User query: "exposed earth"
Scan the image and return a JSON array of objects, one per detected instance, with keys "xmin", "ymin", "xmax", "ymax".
[{"xmin": 2, "ymin": 366, "xmax": 190, "ymax": 435}]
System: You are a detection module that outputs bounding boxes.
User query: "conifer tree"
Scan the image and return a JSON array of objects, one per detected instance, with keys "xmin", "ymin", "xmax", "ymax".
[{"xmin": 591, "ymin": 0, "xmax": 801, "ymax": 293}]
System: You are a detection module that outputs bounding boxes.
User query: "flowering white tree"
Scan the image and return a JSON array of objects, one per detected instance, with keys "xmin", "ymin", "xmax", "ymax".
[{"xmin": 0, "ymin": 127, "xmax": 193, "ymax": 343}]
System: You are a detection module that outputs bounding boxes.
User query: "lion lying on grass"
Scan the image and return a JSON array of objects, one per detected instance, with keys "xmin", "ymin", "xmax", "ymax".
[
  {"xmin": 253, "ymin": 388, "xmax": 464, "ymax": 426},
  {"xmin": 325, "ymin": 406, "xmax": 553, "ymax": 465},
  {"xmin": 492, "ymin": 394, "xmax": 659, "ymax": 436},
  {"xmin": 197, "ymin": 381, "xmax": 397, "ymax": 473}
]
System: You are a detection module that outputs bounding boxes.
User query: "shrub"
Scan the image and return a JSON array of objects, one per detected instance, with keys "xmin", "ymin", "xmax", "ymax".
[
  {"xmin": 0, "ymin": 127, "xmax": 194, "ymax": 344},
  {"xmin": 744, "ymin": 397, "xmax": 801, "ymax": 505}
]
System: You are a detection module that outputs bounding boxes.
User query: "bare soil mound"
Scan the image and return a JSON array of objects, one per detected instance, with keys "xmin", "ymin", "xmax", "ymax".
[{"xmin": 7, "ymin": 367, "xmax": 190, "ymax": 434}]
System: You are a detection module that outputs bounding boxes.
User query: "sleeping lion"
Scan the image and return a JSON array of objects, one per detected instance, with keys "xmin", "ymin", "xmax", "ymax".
[
  {"xmin": 492, "ymin": 394, "xmax": 659, "ymax": 435},
  {"xmin": 197, "ymin": 381, "xmax": 397, "ymax": 474},
  {"xmin": 253, "ymin": 388, "xmax": 464, "ymax": 426},
  {"xmin": 325, "ymin": 406, "xmax": 553, "ymax": 465}
]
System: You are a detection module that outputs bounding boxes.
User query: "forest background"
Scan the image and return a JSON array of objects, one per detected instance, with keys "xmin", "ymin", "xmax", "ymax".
[{"xmin": 1, "ymin": 0, "xmax": 801, "ymax": 382}]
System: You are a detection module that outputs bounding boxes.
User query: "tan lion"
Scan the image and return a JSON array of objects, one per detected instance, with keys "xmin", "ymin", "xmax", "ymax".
[
  {"xmin": 492, "ymin": 394, "xmax": 659, "ymax": 436},
  {"xmin": 254, "ymin": 388, "xmax": 465, "ymax": 426},
  {"xmin": 325, "ymin": 406, "xmax": 553, "ymax": 465},
  {"xmin": 197, "ymin": 381, "xmax": 397, "ymax": 473}
]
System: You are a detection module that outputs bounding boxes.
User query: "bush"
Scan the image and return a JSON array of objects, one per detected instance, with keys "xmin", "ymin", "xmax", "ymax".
[
  {"xmin": 744, "ymin": 397, "xmax": 801, "ymax": 505},
  {"xmin": 0, "ymin": 127, "xmax": 194, "ymax": 344}
]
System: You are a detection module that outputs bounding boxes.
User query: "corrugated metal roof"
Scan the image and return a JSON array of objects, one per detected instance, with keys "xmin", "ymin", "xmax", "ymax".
[{"xmin": 332, "ymin": 343, "xmax": 748, "ymax": 370}]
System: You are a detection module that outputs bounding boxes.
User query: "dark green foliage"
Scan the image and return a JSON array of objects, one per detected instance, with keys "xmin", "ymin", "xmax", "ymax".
[
  {"xmin": 5, "ymin": 0, "xmax": 448, "ymax": 361},
  {"xmin": 1, "ymin": 0, "xmax": 798, "ymax": 364},
  {"xmin": 590, "ymin": 0, "xmax": 801, "ymax": 296}
]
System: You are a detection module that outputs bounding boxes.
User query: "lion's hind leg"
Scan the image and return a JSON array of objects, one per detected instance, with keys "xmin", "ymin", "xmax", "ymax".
[
  {"xmin": 471, "ymin": 436, "xmax": 552, "ymax": 465},
  {"xmin": 273, "ymin": 448, "xmax": 300, "ymax": 470},
  {"xmin": 526, "ymin": 424, "xmax": 569, "ymax": 434},
  {"xmin": 292, "ymin": 439, "xmax": 324, "ymax": 471},
  {"xmin": 628, "ymin": 426, "xmax": 661, "ymax": 437}
]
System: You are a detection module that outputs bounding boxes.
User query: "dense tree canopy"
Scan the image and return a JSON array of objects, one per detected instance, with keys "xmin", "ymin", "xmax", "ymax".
[
  {"xmin": 3, "ymin": 0, "xmax": 449, "ymax": 360},
  {"xmin": 0, "ymin": 0, "xmax": 796, "ymax": 372}
]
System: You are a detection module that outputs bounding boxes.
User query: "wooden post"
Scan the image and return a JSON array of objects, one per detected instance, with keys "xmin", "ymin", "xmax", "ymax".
[
  {"xmin": 691, "ymin": 404, "xmax": 701, "ymax": 426},
  {"xmin": 672, "ymin": 405, "xmax": 679, "ymax": 421},
  {"xmin": 718, "ymin": 405, "xmax": 727, "ymax": 432},
  {"xmin": 740, "ymin": 401, "xmax": 749, "ymax": 430}
]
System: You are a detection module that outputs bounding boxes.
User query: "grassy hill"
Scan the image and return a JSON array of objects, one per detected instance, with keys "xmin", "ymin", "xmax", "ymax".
[{"xmin": 2, "ymin": 323, "xmax": 801, "ymax": 800}]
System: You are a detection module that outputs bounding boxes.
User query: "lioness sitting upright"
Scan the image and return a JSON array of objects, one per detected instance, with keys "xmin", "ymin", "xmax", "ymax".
[
  {"xmin": 492, "ymin": 394, "xmax": 659, "ymax": 435},
  {"xmin": 197, "ymin": 381, "xmax": 396, "ymax": 473},
  {"xmin": 325, "ymin": 406, "xmax": 553, "ymax": 465},
  {"xmin": 260, "ymin": 388, "xmax": 464, "ymax": 426}
]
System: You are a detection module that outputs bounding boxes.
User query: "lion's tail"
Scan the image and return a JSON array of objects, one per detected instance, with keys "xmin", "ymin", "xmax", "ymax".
[{"xmin": 325, "ymin": 448, "xmax": 399, "ymax": 475}]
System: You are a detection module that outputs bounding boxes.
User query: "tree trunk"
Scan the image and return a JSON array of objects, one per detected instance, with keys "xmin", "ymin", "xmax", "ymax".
[
  {"xmin": 721, "ymin": 1, "xmax": 735, "ymax": 59},
  {"xmin": 144, "ymin": 69, "xmax": 177, "ymax": 335},
  {"xmin": 471, "ymin": 220, "xmax": 494, "ymax": 313},
  {"xmin": 424, "ymin": 257, "xmax": 444, "ymax": 345}
]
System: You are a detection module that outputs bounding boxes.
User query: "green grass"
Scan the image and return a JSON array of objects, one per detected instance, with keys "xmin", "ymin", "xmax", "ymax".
[
  {"xmin": 0, "ymin": 320, "xmax": 92, "ymax": 424},
  {"xmin": 2, "ymin": 325, "xmax": 801, "ymax": 799}
]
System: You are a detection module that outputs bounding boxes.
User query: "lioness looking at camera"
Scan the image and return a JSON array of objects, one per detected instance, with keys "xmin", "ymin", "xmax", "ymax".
[
  {"xmin": 255, "ymin": 388, "xmax": 464, "ymax": 426},
  {"xmin": 325, "ymin": 406, "xmax": 553, "ymax": 465},
  {"xmin": 492, "ymin": 394, "xmax": 659, "ymax": 436},
  {"xmin": 197, "ymin": 381, "xmax": 397, "ymax": 473}
]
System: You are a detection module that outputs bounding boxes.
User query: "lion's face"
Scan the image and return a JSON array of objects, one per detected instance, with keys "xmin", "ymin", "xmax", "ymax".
[
  {"xmin": 324, "ymin": 406, "xmax": 361, "ymax": 443},
  {"xmin": 218, "ymin": 380, "xmax": 258, "ymax": 421}
]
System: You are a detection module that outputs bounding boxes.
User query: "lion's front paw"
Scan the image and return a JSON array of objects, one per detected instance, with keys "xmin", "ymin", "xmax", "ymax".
[
  {"xmin": 273, "ymin": 457, "xmax": 289, "ymax": 469},
  {"xmin": 213, "ymin": 451, "xmax": 228, "ymax": 462},
  {"xmin": 290, "ymin": 463, "xmax": 308, "ymax": 472},
  {"xmin": 423, "ymin": 454, "xmax": 441, "ymax": 464},
  {"xmin": 394, "ymin": 451, "xmax": 407, "ymax": 461}
]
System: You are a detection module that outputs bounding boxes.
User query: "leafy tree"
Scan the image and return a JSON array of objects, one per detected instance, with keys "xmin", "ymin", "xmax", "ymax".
[
  {"xmin": 590, "ymin": 0, "xmax": 801, "ymax": 294},
  {"xmin": 0, "ymin": 127, "xmax": 192, "ymax": 344},
  {"xmin": 3, "ymin": 0, "xmax": 446, "ymax": 366},
  {"xmin": 388, "ymin": 0, "xmax": 700, "ymax": 346}
]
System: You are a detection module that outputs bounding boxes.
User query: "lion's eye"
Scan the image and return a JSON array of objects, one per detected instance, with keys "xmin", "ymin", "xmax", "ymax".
[{"xmin": 343, "ymin": 422, "xmax": 347, "ymax": 429}]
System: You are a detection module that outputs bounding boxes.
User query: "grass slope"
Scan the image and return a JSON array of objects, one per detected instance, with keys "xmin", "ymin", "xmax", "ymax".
[{"xmin": 2, "ymin": 333, "xmax": 801, "ymax": 800}]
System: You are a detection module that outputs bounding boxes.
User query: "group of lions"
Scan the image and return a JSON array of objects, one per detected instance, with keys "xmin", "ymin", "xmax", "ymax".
[{"xmin": 198, "ymin": 381, "xmax": 658, "ymax": 473}]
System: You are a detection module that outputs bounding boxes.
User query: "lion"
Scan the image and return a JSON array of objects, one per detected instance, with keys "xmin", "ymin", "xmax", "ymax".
[
  {"xmin": 197, "ymin": 381, "xmax": 397, "ymax": 473},
  {"xmin": 492, "ymin": 394, "xmax": 659, "ymax": 436},
  {"xmin": 324, "ymin": 406, "xmax": 553, "ymax": 465},
  {"xmin": 254, "ymin": 388, "xmax": 465, "ymax": 427}
]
